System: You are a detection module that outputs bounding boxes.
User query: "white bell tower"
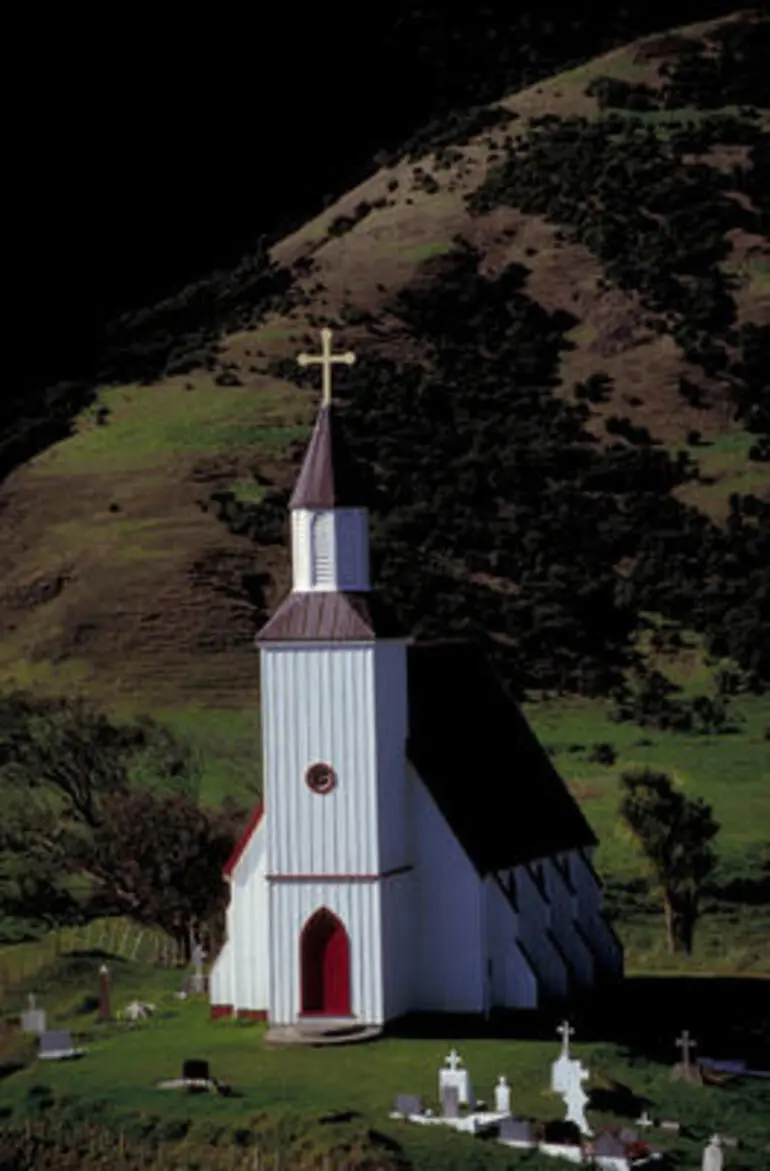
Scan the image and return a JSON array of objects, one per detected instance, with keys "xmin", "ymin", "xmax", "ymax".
[{"xmin": 256, "ymin": 329, "xmax": 413, "ymax": 1028}]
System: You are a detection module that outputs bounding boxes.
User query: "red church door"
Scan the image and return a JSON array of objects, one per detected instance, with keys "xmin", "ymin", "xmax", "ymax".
[{"xmin": 300, "ymin": 908, "xmax": 351, "ymax": 1016}]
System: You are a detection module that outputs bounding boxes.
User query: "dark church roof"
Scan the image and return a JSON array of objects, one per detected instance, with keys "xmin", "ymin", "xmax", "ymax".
[
  {"xmin": 257, "ymin": 591, "xmax": 404, "ymax": 643},
  {"xmin": 289, "ymin": 403, "xmax": 368, "ymax": 510},
  {"xmin": 406, "ymin": 641, "xmax": 597, "ymax": 874}
]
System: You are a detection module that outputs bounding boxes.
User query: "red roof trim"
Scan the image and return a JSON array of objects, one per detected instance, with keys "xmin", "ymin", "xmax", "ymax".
[{"xmin": 222, "ymin": 802, "xmax": 264, "ymax": 877}]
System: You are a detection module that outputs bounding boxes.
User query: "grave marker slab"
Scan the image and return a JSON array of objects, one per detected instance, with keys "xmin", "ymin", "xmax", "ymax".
[
  {"xmin": 441, "ymin": 1085, "xmax": 459, "ymax": 1119},
  {"xmin": 394, "ymin": 1094, "xmax": 422, "ymax": 1118},
  {"xmin": 38, "ymin": 1030, "xmax": 84, "ymax": 1060}
]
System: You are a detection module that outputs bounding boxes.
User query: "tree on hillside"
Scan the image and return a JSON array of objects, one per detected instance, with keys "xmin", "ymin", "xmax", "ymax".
[
  {"xmin": 0, "ymin": 691, "xmax": 243, "ymax": 952},
  {"xmin": 70, "ymin": 790, "xmax": 243, "ymax": 961},
  {"xmin": 618, "ymin": 767, "xmax": 719, "ymax": 955}
]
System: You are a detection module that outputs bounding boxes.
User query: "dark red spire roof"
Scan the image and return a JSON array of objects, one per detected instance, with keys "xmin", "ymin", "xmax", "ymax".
[{"xmin": 289, "ymin": 404, "xmax": 367, "ymax": 510}]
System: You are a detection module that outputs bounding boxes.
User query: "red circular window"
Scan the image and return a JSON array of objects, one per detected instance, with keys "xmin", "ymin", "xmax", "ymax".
[{"xmin": 305, "ymin": 762, "xmax": 337, "ymax": 795}]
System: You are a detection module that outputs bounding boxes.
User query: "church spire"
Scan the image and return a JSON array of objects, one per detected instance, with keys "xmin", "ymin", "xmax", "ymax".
[
  {"xmin": 287, "ymin": 329, "xmax": 370, "ymax": 592},
  {"xmin": 289, "ymin": 329, "xmax": 364, "ymax": 510}
]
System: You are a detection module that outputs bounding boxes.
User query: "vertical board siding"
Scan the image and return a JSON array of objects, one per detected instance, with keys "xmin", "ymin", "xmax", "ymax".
[
  {"xmin": 334, "ymin": 509, "xmax": 370, "ymax": 591},
  {"xmin": 210, "ymin": 820, "xmax": 269, "ymax": 1012},
  {"xmin": 374, "ymin": 642, "xmax": 410, "ymax": 874},
  {"xmin": 410, "ymin": 765, "xmax": 484, "ymax": 1012},
  {"xmin": 516, "ymin": 862, "xmax": 570, "ymax": 1000},
  {"xmin": 485, "ymin": 878, "xmax": 538, "ymax": 1009},
  {"xmin": 380, "ymin": 870, "xmax": 415, "ymax": 1019},
  {"xmin": 572, "ymin": 850, "xmax": 624, "ymax": 979},
  {"xmin": 262, "ymin": 646, "xmax": 379, "ymax": 876},
  {"xmin": 291, "ymin": 509, "xmax": 370, "ymax": 592},
  {"xmin": 267, "ymin": 881, "xmax": 383, "ymax": 1025},
  {"xmin": 545, "ymin": 858, "xmax": 595, "ymax": 987},
  {"xmin": 291, "ymin": 511, "xmax": 311, "ymax": 590}
]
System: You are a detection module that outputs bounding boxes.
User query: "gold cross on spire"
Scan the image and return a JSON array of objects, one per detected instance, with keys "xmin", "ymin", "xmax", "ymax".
[{"xmin": 297, "ymin": 328, "xmax": 356, "ymax": 407}]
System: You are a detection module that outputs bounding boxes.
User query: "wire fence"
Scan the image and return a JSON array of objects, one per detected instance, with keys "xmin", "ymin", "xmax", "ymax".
[{"xmin": 0, "ymin": 917, "xmax": 192, "ymax": 1010}]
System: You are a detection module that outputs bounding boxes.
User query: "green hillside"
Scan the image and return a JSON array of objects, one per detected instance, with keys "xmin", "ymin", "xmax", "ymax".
[{"xmin": 0, "ymin": 9, "xmax": 768, "ymax": 970}]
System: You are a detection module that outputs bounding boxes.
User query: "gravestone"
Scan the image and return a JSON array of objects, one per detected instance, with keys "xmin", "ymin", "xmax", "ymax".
[
  {"xmin": 494, "ymin": 1074, "xmax": 511, "ymax": 1115},
  {"xmin": 562, "ymin": 1059, "xmax": 592, "ymax": 1136},
  {"xmin": 551, "ymin": 1019, "xmax": 575, "ymax": 1094},
  {"xmin": 702, "ymin": 1134, "xmax": 723, "ymax": 1171},
  {"xmin": 183, "ymin": 1058, "xmax": 210, "ymax": 1082},
  {"xmin": 98, "ymin": 964, "xmax": 111, "ymax": 1022},
  {"xmin": 190, "ymin": 942, "xmax": 207, "ymax": 995},
  {"xmin": 438, "ymin": 1048, "xmax": 475, "ymax": 1107},
  {"xmin": 499, "ymin": 1117, "xmax": 534, "ymax": 1144},
  {"xmin": 21, "ymin": 993, "xmax": 46, "ymax": 1035},
  {"xmin": 592, "ymin": 1132, "xmax": 627, "ymax": 1159},
  {"xmin": 441, "ymin": 1084, "xmax": 460, "ymax": 1119},
  {"xmin": 672, "ymin": 1029, "xmax": 702, "ymax": 1084},
  {"xmin": 636, "ymin": 1111, "xmax": 654, "ymax": 1130},
  {"xmin": 660, "ymin": 1120, "xmax": 681, "ymax": 1134},
  {"xmin": 38, "ymin": 1030, "xmax": 83, "ymax": 1060},
  {"xmin": 394, "ymin": 1094, "xmax": 422, "ymax": 1118}
]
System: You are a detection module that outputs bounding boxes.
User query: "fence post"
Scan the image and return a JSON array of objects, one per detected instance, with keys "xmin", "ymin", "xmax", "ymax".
[{"xmin": 130, "ymin": 929, "xmax": 144, "ymax": 962}]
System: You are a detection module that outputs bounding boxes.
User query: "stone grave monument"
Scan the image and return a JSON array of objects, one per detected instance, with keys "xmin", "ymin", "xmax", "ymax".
[
  {"xmin": 21, "ymin": 993, "xmax": 46, "ymax": 1036},
  {"xmin": 671, "ymin": 1028, "xmax": 702, "ymax": 1084},
  {"xmin": 438, "ymin": 1048, "xmax": 475, "ymax": 1108},
  {"xmin": 702, "ymin": 1134, "xmax": 724, "ymax": 1171},
  {"xmin": 561, "ymin": 1058, "xmax": 592, "ymax": 1137},
  {"xmin": 494, "ymin": 1074, "xmax": 511, "ymax": 1116},
  {"xmin": 551, "ymin": 1020, "xmax": 575, "ymax": 1093}
]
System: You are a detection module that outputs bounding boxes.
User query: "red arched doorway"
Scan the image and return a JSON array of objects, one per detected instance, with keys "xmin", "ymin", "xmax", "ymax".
[{"xmin": 300, "ymin": 907, "xmax": 351, "ymax": 1016}]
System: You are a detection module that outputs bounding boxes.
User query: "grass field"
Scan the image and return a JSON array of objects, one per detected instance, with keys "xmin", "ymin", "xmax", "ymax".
[{"xmin": 2, "ymin": 951, "xmax": 770, "ymax": 1170}]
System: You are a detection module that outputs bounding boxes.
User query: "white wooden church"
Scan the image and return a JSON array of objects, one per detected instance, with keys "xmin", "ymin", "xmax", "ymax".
[{"xmin": 209, "ymin": 330, "xmax": 623, "ymax": 1028}]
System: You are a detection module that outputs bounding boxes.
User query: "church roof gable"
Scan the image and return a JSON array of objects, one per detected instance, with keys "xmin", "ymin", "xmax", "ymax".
[
  {"xmin": 256, "ymin": 590, "xmax": 403, "ymax": 643},
  {"xmin": 222, "ymin": 801, "xmax": 263, "ymax": 878},
  {"xmin": 406, "ymin": 642, "xmax": 597, "ymax": 874}
]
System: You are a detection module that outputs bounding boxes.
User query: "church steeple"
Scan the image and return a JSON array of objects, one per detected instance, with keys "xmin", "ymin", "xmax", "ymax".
[{"xmin": 288, "ymin": 330, "xmax": 370, "ymax": 593}]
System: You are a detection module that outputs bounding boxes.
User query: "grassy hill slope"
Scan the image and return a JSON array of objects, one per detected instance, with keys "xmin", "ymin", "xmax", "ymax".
[{"xmin": 0, "ymin": 12, "xmax": 768, "ymax": 937}]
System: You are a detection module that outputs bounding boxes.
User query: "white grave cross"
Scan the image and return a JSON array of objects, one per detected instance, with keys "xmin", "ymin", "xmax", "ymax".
[
  {"xmin": 297, "ymin": 327, "xmax": 356, "ymax": 408},
  {"xmin": 551, "ymin": 1020, "xmax": 576, "ymax": 1094},
  {"xmin": 557, "ymin": 1020, "xmax": 575, "ymax": 1051},
  {"xmin": 438, "ymin": 1048, "xmax": 474, "ymax": 1107}
]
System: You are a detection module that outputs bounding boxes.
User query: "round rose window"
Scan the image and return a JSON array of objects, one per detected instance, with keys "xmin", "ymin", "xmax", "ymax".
[{"xmin": 305, "ymin": 762, "xmax": 337, "ymax": 795}]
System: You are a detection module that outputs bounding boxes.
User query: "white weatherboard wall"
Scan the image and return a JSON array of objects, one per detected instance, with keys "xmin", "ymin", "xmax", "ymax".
[
  {"xmin": 380, "ymin": 869, "xmax": 415, "ymax": 1020},
  {"xmin": 210, "ymin": 819, "xmax": 268, "ymax": 1012},
  {"xmin": 573, "ymin": 849, "xmax": 624, "ymax": 978},
  {"xmin": 545, "ymin": 857, "xmax": 595, "ymax": 988},
  {"xmin": 261, "ymin": 645, "xmax": 381, "ymax": 876},
  {"xmin": 485, "ymin": 877, "xmax": 538, "ymax": 1009},
  {"xmin": 290, "ymin": 508, "xmax": 370, "ymax": 592},
  {"xmin": 266, "ymin": 881, "xmax": 383, "ymax": 1025},
  {"xmin": 516, "ymin": 862, "xmax": 570, "ymax": 1000},
  {"xmin": 374, "ymin": 641, "xmax": 410, "ymax": 874},
  {"xmin": 409, "ymin": 764, "xmax": 484, "ymax": 1012}
]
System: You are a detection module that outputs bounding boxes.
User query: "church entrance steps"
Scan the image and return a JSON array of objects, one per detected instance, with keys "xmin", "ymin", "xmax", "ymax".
[{"xmin": 264, "ymin": 1021, "xmax": 382, "ymax": 1046}]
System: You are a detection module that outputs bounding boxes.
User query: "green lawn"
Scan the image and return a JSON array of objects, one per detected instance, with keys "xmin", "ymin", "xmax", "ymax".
[{"xmin": 1, "ymin": 952, "xmax": 769, "ymax": 1169}]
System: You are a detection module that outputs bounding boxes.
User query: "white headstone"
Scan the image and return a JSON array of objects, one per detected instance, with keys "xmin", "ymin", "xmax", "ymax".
[
  {"xmin": 702, "ymin": 1135, "xmax": 723, "ymax": 1171},
  {"xmin": 494, "ymin": 1075, "xmax": 512, "ymax": 1115},
  {"xmin": 636, "ymin": 1110, "xmax": 654, "ymax": 1130},
  {"xmin": 551, "ymin": 1020, "xmax": 575, "ymax": 1093},
  {"xmin": 561, "ymin": 1059, "xmax": 592, "ymax": 1136},
  {"xmin": 438, "ymin": 1048, "xmax": 475, "ymax": 1107},
  {"xmin": 21, "ymin": 993, "xmax": 47, "ymax": 1035}
]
